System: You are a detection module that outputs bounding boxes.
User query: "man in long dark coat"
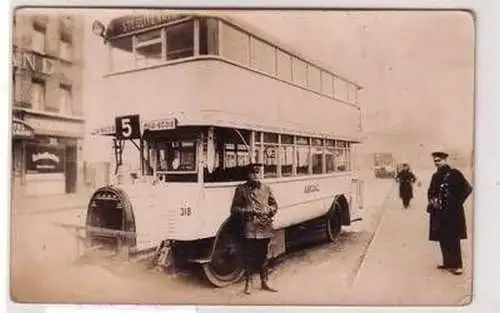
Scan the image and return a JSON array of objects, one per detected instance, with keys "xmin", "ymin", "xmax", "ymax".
[
  {"xmin": 427, "ymin": 151, "xmax": 472, "ymax": 275},
  {"xmin": 396, "ymin": 163, "xmax": 417, "ymax": 208},
  {"xmin": 231, "ymin": 163, "xmax": 278, "ymax": 294}
]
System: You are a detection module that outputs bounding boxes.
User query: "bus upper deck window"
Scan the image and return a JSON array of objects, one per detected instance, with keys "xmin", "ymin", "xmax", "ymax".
[
  {"xmin": 166, "ymin": 20, "xmax": 194, "ymax": 60},
  {"xmin": 136, "ymin": 30, "xmax": 163, "ymax": 67}
]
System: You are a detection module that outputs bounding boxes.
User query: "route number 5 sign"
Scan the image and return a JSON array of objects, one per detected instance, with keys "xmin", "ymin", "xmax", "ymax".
[{"xmin": 115, "ymin": 115, "xmax": 141, "ymax": 139}]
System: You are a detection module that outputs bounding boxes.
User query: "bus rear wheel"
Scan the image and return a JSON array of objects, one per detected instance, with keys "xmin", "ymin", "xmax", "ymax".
[
  {"xmin": 201, "ymin": 232, "xmax": 245, "ymax": 287},
  {"xmin": 326, "ymin": 205, "xmax": 342, "ymax": 242}
]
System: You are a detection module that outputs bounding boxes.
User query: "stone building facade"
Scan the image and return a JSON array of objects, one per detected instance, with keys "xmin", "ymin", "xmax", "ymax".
[{"xmin": 12, "ymin": 10, "xmax": 85, "ymax": 198}]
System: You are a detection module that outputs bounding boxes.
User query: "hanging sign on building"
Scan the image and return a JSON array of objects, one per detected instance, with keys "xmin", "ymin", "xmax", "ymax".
[{"xmin": 12, "ymin": 119, "xmax": 35, "ymax": 139}]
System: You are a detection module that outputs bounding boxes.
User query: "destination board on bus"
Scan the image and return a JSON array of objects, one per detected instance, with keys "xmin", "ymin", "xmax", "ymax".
[{"xmin": 143, "ymin": 118, "xmax": 177, "ymax": 131}]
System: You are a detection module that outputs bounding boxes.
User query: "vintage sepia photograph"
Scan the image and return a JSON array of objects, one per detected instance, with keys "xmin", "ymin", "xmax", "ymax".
[{"xmin": 10, "ymin": 8, "xmax": 474, "ymax": 306}]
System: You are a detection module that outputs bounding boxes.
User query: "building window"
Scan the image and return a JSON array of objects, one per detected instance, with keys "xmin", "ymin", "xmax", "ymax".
[
  {"xmin": 32, "ymin": 27, "xmax": 46, "ymax": 54},
  {"xmin": 166, "ymin": 20, "xmax": 194, "ymax": 61},
  {"xmin": 59, "ymin": 36, "xmax": 73, "ymax": 61},
  {"xmin": 31, "ymin": 80, "xmax": 45, "ymax": 111},
  {"xmin": 59, "ymin": 84, "xmax": 72, "ymax": 115}
]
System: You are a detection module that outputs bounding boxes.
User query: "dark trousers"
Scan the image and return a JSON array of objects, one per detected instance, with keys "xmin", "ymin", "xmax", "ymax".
[
  {"xmin": 439, "ymin": 238, "xmax": 463, "ymax": 269},
  {"xmin": 402, "ymin": 197, "xmax": 411, "ymax": 207},
  {"xmin": 243, "ymin": 238, "xmax": 271, "ymax": 281}
]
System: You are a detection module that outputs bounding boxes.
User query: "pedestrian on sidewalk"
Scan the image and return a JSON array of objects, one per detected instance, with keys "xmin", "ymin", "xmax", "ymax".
[
  {"xmin": 230, "ymin": 163, "xmax": 279, "ymax": 295},
  {"xmin": 427, "ymin": 151, "xmax": 472, "ymax": 276},
  {"xmin": 395, "ymin": 163, "xmax": 417, "ymax": 209}
]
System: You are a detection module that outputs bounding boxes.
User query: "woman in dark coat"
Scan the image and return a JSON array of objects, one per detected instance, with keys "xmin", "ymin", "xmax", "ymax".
[
  {"xmin": 427, "ymin": 152, "xmax": 472, "ymax": 275},
  {"xmin": 396, "ymin": 163, "xmax": 417, "ymax": 208}
]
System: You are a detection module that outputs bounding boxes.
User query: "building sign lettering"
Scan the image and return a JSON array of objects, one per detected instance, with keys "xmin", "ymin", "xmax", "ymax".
[
  {"xmin": 32, "ymin": 152, "xmax": 61, "ymax": 164},
  {"xmin": 13, "ymin": 51, "xmax": 56, "ymax": 76},
  {"xmin": 26, "ymin": 145, "xmax": 65, "ymax": 173},
  {"xmin": 12, "ymin": 120, "xmax": 35, "ymax": 138},
  {"xmin": 107, "ymin": 14, "xmax": 188, "ymax": 37}
]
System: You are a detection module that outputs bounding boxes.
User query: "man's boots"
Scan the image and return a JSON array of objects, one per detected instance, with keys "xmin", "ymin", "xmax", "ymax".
[{"xmin": 260, "ymin": 265, "xmax": 278, "ymax": 292}]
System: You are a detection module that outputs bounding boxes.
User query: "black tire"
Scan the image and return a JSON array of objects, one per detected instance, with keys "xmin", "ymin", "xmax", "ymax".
[
  {"xmin": 201, "ymin": 231, "xmax": 245, "ymax": 287},
  {"xmin": 326, "ymin": 204, "xmax": 342, "ymax": 242}
]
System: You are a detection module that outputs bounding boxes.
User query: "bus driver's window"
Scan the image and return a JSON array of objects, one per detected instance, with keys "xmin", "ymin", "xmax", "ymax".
[{"xmin": 171, "ymin": 151, "xmax": 181, "ymax": 170}]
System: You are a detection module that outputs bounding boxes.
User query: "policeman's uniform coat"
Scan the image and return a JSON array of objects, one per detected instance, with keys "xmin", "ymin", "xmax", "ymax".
[
  {"xmin": 427, "ymin": 165, "xmax": 472, "ymax": 241},
  {"xmin": 230, "ymin": 181, "xmax": 278, "ymax": 239}
]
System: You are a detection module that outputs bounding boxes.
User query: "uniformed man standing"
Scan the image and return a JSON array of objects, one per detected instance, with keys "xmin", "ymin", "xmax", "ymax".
[
  {"xmin": 396, "ymin": 163, "xmax": 417, "ymax": 208},
  {"xmin": 427, "ymin": 151, "xmax": 472, "ymax": 275},
  {"xmin": 231, "ymin": 163, "xmax": 278, "ymax": 295}
]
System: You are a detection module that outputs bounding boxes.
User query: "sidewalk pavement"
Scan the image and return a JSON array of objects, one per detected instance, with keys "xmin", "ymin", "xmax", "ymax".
[
  {"xmin": 344, "ymin": 173, "xmax": 473, "ymax": 306},
  {"xmin": 11, "ymin": 189, "xmax": 93, "ymax": 216}
]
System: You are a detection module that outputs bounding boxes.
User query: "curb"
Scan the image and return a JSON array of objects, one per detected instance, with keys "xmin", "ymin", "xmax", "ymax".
[
  {"xmin": 12, "ymin": 204, "xmax": 86, "ymax": 217},
  {"xmin": 348, "ymin": 182, "xmax": 397, "ymax": 288}
]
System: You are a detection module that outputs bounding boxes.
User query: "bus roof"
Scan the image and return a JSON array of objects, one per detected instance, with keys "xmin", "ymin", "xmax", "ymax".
[
  {"xmin": 104, "ymin": 12, "xmax": 362, "ymax": 89},
  {"xmin": 91, "ymin": 112, "xmax": 364, "ymax": 143}
]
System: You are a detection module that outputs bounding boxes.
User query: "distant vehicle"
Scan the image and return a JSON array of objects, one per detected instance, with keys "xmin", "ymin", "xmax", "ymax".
[
  {"xmin": 373, "ymin": 153, "xmax": 396, "ymax": 178},
  {"xmin": 374, "ymin": 164, "xmax": 396, "ymax": 178}
]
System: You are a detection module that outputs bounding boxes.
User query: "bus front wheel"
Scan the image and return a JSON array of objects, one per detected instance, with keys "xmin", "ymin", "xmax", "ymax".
[
  {"xmin": 326, "ymin": 205, "xmax": 342, "ymax": 242},
  {"xmin": 201, "ymin": 232, "xmax": 245, "ymax": 287}
]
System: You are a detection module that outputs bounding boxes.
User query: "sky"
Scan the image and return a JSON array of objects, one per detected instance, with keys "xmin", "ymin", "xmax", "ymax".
[{"xmin": 79, "ymin": 9, "xmax": 475, "ymax": 165}]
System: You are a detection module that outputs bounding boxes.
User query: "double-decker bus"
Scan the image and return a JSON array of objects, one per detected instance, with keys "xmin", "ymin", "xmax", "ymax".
[{"xmin": 85, "ymin": 12, "xmax": 364, "ymax": 287}]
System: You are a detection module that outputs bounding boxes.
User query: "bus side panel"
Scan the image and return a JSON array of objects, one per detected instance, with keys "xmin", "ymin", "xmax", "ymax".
[
  {"xmin": 268, "ymin": 175, "xmax": 351, "ymax": 230},
  {"xmin": 198, "ymin": 174, "xmax": 353, "ymax": 238},
  {"xmin": 121, "ymin": 183, "xmax": 205, "ymax": 250},
  {"xmin": 197, "ymin": 184, "xmax": 238, "ymax": 239}
]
